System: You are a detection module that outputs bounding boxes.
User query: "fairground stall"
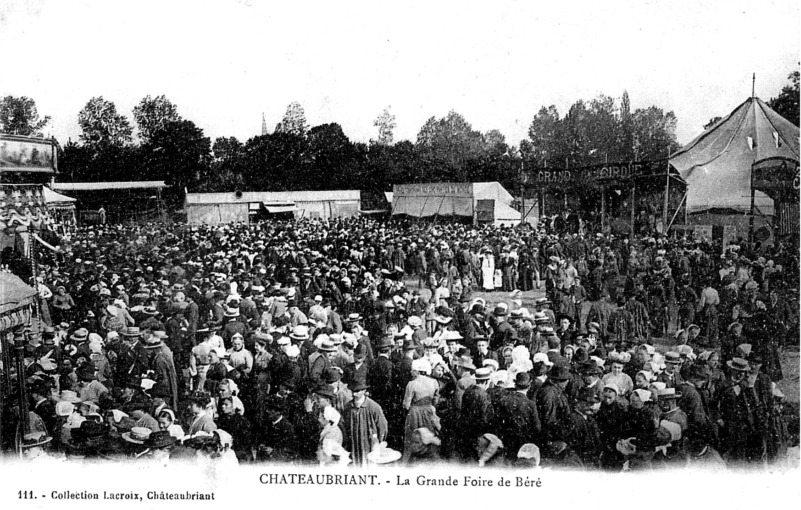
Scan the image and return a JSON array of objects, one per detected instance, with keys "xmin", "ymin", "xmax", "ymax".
[
  {"xmin": 391, "ymin": 181, "xmax": 521, "ymax": 226},
  {"xmin": 527, "ymin": 160, "xmax": 686, "ymax": 236}
]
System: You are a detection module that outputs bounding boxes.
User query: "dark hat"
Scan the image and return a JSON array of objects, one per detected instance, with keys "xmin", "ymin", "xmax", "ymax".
[
  {"xmin": 514, "ymin": 372, "xmax": 532, "ymax": 389},
  {"xmin": 314, "ymin": 384, "xmax": 336, "ymax": 401},
  {"xmin": 577, "ymin": 388, "xmax": 601, "ymax": 404},
  {"xmin": 492, "ymin": 306, "xmax": 508, "ymax": 317},
  {"xmin": 548, "ymin": 365, "xmax": 572, "ymax": 381},
  {"xmin": 145, "ymin": 430, "xmax": 176, "ymax": 449},
  {"xmin": 376, "ymin": 336, "xmax": 394, "ymax": 351},
  {"xmin": 265, "ymin": 395, "xmax": 287, "ymax": 412},
  {"xmin": 579, "ymin": 361, "xmax": 602, "ymax": 375},
  {"xmin": 72, "ymin": 420, "xmax": 106, "ymax": 442},
  {"xmin": 77, "ymin": 366, "xmax": 96, "ymax": 382},
  {"xmin": 350, "ymin": 381, "xmax": 369, "ymax": 392},
  {"xmin": 354, "ymin": 343, "xmax": 368, "ymax": 358}
]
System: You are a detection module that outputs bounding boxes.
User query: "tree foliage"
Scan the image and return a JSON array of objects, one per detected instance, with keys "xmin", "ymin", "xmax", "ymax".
[
  {"xmin": 78, "ymin": 96, "xmax": 133, "ymax": 148},
  {"xmin": 373, "ymin": 106, "xmax": 396, "ymax": 145},
  {"xmin": 133, "ymin": 95, "xmax": 182, "ymax": 143},
  {"xmin": 275, "ymin": 101, "xmax": 308, "ymax": 136},
  {"xmin": 768, "ymin": 69, "xmax": 800, "ymax": 127},
  {"xmin": 0, "ymin": 96, "xmax": 50, "ymax": 136},
  {"xmin": 525, "ymin": 92, "xmax": 680, "ymax": 167}
]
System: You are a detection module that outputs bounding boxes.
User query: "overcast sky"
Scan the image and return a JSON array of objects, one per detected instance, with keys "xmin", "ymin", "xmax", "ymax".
[{"xmin": 1, "ymin": 0, "xmax": 798, "ymax": 149}]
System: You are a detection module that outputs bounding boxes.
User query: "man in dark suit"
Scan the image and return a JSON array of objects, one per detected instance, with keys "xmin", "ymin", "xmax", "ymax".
[
  {"xmin": 494, "ymin": 372, "xmax": 541, "ymax": 460},
  {"xmin": 457, "ymin": 367, "xmax": 495, "ymax": 461}
]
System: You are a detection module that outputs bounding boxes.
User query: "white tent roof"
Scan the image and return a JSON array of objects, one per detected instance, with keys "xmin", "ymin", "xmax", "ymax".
[
  {"xmin": 43, "ymin": 186, "xmax": 76, "ymax": 204},
  {"xmin": 670, "ymin": 97, "xmax": 799, "ymax": 214}
]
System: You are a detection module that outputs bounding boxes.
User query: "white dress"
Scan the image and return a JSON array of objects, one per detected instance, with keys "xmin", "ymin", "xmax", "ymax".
[{"xmin": 481, "ymin": 254, "xmax": 495, "ymax": 290}]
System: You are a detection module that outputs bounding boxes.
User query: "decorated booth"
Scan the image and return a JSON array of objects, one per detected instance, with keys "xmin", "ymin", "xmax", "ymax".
[{"xmin": 528, "ymin": 160, "xmax": 686, "ymax": 235}]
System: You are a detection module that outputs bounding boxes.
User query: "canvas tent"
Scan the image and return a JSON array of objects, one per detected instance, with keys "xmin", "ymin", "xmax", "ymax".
[
  {"xmin": 391, "ymin": 181, "xmax": 521, "ymax": 226},
  {"xmin": 185, "ymin": 190, "xmax": 361, "ymax": 225},
  {"xmin": 670, "ymin": 97, "xmax": 800, "ymax": 217}
]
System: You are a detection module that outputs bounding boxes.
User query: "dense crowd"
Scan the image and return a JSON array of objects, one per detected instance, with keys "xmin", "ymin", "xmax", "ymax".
[{"xmin": 3, "ymin": 215, "xmax": 798, "ymax": 469}]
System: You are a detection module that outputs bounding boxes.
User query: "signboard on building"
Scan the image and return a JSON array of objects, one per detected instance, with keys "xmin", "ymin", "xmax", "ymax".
[
  {"xmin": 0, "ymin": 134, "xmax": 57, "ymax": 173},
  {"xmin": 530, "ymin": 160, "xmax": 671, "ymax": 189},
  {"xmin": 393, "ymin": 182, "xmax": 473, "ymax": 198}
]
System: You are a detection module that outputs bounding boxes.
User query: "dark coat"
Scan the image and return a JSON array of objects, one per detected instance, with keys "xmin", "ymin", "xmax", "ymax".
[
  {"xmin": 494, "ymin": 389, "xmax": 541, "ymax": 459},
  {"xmin": 536, "ymin": 380, "xmax": 572, "ymax": 443}
]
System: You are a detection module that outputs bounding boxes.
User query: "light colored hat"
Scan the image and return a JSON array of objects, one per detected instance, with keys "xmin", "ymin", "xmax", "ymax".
[
  {"xmin": 367, "ymin": 442, "xmax": 402, "ymax": 464},
  {"xmin": 59, "ymin": 390, "xmax": 82, "ymax": 404},
  {"xmin": 407, "ymin": 316, "xmax": 423, "ymax": 328},
  {"xmin": 632, "ymin": 389, "xmax": 652, "ymax": 402},
  {"xmin": 517, "ymin": 443, "xmax": 540, "ymax": 461},
  {"xmin": 603, "ymin": 383, "xmax": 620, "ymax": 394},
  {"xmin": 122, "ymin": 427, "xmax": 152, "ymax": 444},
  {"xmin": 482, "ymin": 359, "xmax": 499, "ymax": 371},
  {"xmin": 285, "ymin": 345, "xmax": 300, "ymax": 358},
  {"xmin": 411, "ymin": 358, "xmax": 432, "ymax": 375},
  {"xmin": 56, "ymin": 401, "xmax": 75, "ymax": 417},
  {"xmin": 532, "ymin": 352, "xmax": 553, "ymax": 367},
  {"xmin": 475, "ymin": 367, "xmax": 493, "ymax": 381}
]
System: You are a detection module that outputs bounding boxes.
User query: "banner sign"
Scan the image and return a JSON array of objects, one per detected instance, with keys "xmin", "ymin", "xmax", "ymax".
[
  {"xmin": 531, "ymin": 160, "xmax": 670, "ymax": 188},
  {"xmin": 393, "ymin": 183, "xmax": 472, "ymax": 198},
  {"xmin": 0, "ymin": 134, "xmax": 57, "ymax": 173}
]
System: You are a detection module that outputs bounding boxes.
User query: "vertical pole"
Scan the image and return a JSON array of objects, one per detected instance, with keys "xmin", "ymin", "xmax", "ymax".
[
  {"xmin": 631, "ymin": 183, "xmax": 636, "ymax": 235},
  {"xmin": 601, "ymin": 187, "xmax": 606, "ymax": 230},
  {"xmin": 749, "ymin": 163, "xmax": 756, "ymax": 242},
  {"xmin": 519, "ymin": 159, "xmax": 525, "ymax": 222},
  {"xmin": 663, "ymin": 149, "xmax": 671, "ymax": 229},
  {"xmin": 14, "ymin": 331, "xmax": 30, "ymax": 438}
]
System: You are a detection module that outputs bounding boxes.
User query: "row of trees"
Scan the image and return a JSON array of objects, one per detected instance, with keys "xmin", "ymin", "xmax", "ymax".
[{"xmin": 1, "ymin": 70, "xmax": 797, "ymax": 202}]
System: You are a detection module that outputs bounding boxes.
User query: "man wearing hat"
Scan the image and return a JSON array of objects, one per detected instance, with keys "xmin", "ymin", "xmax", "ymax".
[
  {"xmin": 536, "ymin": 364, "xmax": 573, "ymax": 446},
  {"xmin": 309, "ymin": 336, "xmax": 337, "ymax": 387},
  {"xmin": 489, "ymin": 305, "xmax": 517, "ymax": 351},
  {"xmin": 569, "ymin": 388, "xmax": 602, "ymax": 466},
  {"xmin": 342, "ymin": 381, "xmax": 388, "ymax": 466},
  {"xmin": 367, "ymin": 336, "xmax": 395, "ymax": 413},
  {"xmin": 657, "ymin": 351, "xmax": 684, "ymax": 389},
  {"xmin": 457, "ymin": 367, "xmax": 494, "ymax": 461},
  {"xmin": 144, "ymin": 331, "xmax": 179, "ymax": 409},
  {"xmin": 494, "ymin": 372, "xmax": 541, "ymax": 460}
]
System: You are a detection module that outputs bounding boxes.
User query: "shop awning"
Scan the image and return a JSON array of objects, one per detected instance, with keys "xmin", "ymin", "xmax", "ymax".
[{"xmin": 0, "ymin": 273, "xmax": 37, "ymax": 318}]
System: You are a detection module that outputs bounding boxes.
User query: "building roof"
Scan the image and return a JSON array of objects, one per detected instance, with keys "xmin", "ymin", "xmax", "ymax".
[
  {"xmin": 670, "ymin": 97, "xmax": 800, "ymax": 214},
  {"xmin": 186, "ymin": 190, "xmax": 361, "ymax": 205},
  {"xmin": 51, "ymin": 181, "xmax": 167, "ymax": 191}
]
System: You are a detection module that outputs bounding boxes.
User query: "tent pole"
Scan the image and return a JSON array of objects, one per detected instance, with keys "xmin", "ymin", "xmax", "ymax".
[
  {"xmin": 749, "ymin": 189, "xmax": 756, "ymax": 243},
  {"xmin": 631, "ymin": 183, "xmax": 636, "ymax": 235},
  {"xmin": 663, "ymin": 149, "xmax": 670, "ymax": 228},
  {"xmin": 601, "ymin": 187, "xmax": 605, "ymax": 230}
]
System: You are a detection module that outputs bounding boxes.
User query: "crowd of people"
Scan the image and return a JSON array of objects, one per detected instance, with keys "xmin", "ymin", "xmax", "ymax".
[{"xmin": 3, "ymin": 215, "xmax": 798, "ymax": 470}]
